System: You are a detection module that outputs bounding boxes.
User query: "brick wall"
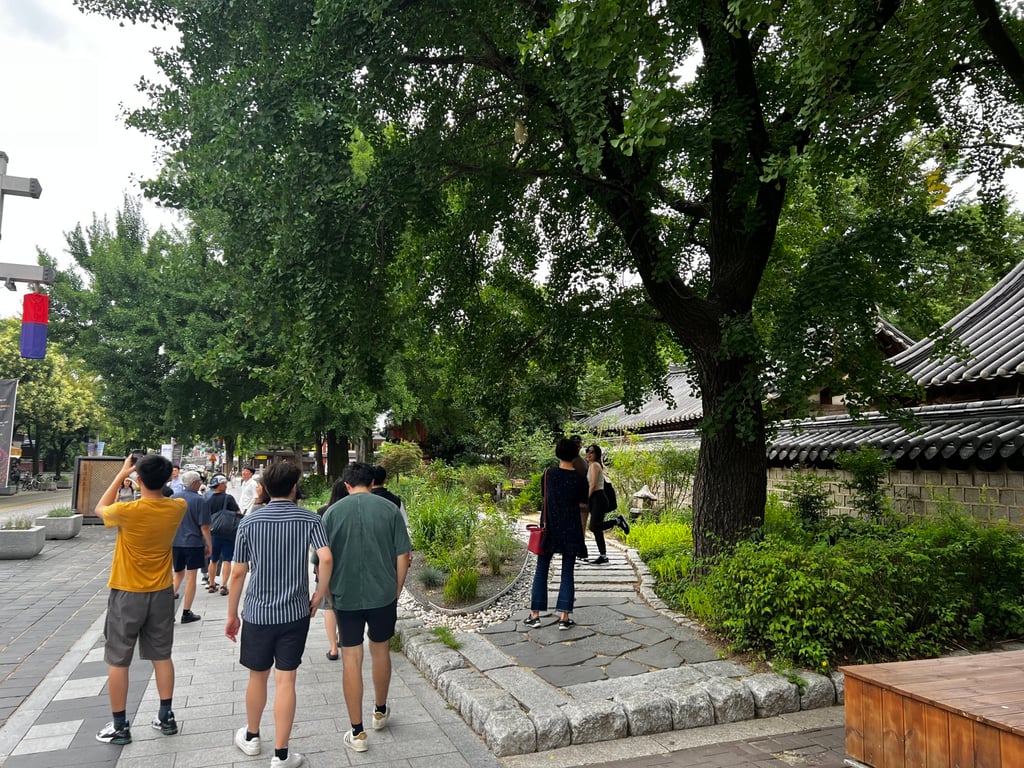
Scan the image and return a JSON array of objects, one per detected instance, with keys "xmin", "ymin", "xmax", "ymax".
[{"xmin": 766, "ymin": 466, "xmax": 1024, "ymax": 526}]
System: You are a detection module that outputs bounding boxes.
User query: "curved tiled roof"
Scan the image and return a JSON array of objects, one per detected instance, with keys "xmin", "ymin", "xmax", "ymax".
[
  {"xmin": 889, "ymin": 259, "xmax": 1024, "ymax": 388},
  {"xmin": 766, "ymin": 398, "xmax": 1024, "ymax": 466},
  {"xmin": 582, "ymin": 368, "xmax": 703, "ymax": 432}
]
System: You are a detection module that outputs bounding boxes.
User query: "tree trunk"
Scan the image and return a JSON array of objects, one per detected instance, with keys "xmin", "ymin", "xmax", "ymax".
[
  {"xmin": 690, "ymin": 349, "xmax": 767, "ymax": 561},
  {"xmin": 355, "ymin": 431, "xmax": 374, "ymax": 463},
  {"xmin": 325, "ymin": 430, "xmax": 349, "ymax": 480},
  {"xmin": 313, "ymin": 433, "xmax": 325, "ymax": 476},
  {"xmin": 224, "ymin": 435, "xmax": 237, "ymax": 475}
]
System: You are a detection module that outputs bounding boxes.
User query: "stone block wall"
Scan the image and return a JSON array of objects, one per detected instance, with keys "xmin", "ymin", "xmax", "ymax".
[{"xmin": 767, "ymin": 466, "xmax": 1024, "ymax": 527}]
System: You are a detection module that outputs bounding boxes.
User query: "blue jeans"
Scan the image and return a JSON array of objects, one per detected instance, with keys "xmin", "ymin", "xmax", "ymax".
[{"xmin": 530, "ymin": 551, "xmax": 575, "ymax": 613}]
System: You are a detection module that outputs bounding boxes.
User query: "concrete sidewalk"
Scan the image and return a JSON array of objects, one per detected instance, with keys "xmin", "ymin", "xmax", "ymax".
[{"xmin": 0, "ymin": 519, "xmax": 850, "ymax": 768}]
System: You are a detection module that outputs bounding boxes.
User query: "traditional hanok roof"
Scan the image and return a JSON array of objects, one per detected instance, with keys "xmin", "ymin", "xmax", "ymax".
[
  {"xmin": 889, "ymin": 259, "xmax": 1024, "ymax": 392},
  {"xmin": 766, "ymin": 397, "xmax": 1024, "ymax": 467},
  {"xmin": 582, "ymin": 367, "xmax": 703, "ymax": 433}
]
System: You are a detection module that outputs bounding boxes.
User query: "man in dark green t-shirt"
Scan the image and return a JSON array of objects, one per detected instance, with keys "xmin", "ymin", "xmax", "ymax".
[{"xmin": 321, "ymin": 462, "xmax": 411, "ymax": 754}]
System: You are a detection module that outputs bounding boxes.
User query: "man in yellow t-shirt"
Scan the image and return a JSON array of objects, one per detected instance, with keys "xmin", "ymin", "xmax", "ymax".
[{"xmin": 94, "ymin": 453, "xmax": 186, "ymax": 747}]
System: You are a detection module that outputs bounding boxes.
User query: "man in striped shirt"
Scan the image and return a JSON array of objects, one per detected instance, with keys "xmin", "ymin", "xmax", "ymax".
[{"xmin": 225, "ymin": 461, "xmax": 332, "ymax": 768}]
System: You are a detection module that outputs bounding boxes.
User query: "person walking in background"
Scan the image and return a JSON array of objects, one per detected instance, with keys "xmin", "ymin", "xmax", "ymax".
[
  {"xmin": 523, "ymin": 438, "xmax": 589, "ymax": 630},
  {"xmin": 205, "ymin": 474, "xmax": 241, "ymax": 595},
  {"xmin": 226, "ymin": 461, "xmax": 332, "ymax": 768},
  {"xmin": 238, "ymin": 465, "xmax": 258, "ymax": 513},
  {"xmin": 168, "ymin": 463, "xmax": 185, "ymax": 495},
  {"xmin": 171, "ymin": 471, "xmax": 212, "ymax": 624},
  {"xmin": 584, "ymin": 444, "xmax": 630, "ymax": 564},
  {"xmin": 570, "ymin": 435, "xmax": 590, "ymax": 560},
  {"xmin": 316, "ymin": 479, "xmax": 348, "ymax": 661},
  {"xmin": 94, "ymin": 454, "xmax": 186, "ymax": 745},
  {"xmin": 320, "ymin": 462, "xmax": 411, "ymax": 754}
]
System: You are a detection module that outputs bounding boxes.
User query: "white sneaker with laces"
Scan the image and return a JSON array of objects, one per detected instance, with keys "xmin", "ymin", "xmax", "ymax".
[
  {"xmin": 269, "ymin": 751, "xmax": 305, "ymax": 768},
  {"xmin": 233, "ymin": 726, "xmax": 261, "ymax": 756},
  {"xmin": 344, "ymin": 730, "xmax": 368, "ymax": 752},
  {"xmin": 372, "ymin": 708, "xmax": 389, "ymax": 730}
]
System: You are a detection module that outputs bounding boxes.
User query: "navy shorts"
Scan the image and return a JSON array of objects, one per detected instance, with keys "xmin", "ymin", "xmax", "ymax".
[
  {"xmin": 335, "ymin": 599, "xmax": 398, "ymax": 647},
  {"xmin": 210, "ymin": 536, "xmax": 234, "ymax": 562},
  {"xmin": 173, "ymin": 546, "xmax": 205, "ymax": 572},
  {"xmin": 239, "ymin": 616, "xmax": 310, "ymax": 672}
]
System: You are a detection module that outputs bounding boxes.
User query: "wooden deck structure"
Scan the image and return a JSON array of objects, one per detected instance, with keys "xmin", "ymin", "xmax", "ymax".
[{"xmin": 842, "ymin": 651, "xmax": 1024, "ymax": 767}]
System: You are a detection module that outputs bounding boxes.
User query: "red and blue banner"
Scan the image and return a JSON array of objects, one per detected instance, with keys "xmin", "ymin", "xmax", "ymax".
[{"xmin": 20, "ymin": 292, "xmax": 48, "ymax": 359}]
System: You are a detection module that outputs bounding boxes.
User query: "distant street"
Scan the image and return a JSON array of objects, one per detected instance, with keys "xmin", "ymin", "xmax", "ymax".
[{"xmin": 0, "ymin": 488, "xmax": 73, "ymax": 526}]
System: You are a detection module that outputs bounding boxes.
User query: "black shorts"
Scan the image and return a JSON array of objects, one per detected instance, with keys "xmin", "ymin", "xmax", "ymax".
[
  {"xmin": 239, "ymin": 616, "xmax": 310, "ymax": 672},
  {"xmin": 173, "ymin": 546, "xmax": 205, "ymax": 572},
  {"xmin": 335, "ymin": 599, "xmax": 398, "ymax": 647}
]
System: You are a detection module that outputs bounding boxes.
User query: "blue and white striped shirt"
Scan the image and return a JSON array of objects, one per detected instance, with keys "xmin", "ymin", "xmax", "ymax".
[{"xmin": 234, "ymin": 500, "xmax": 328, "ymax": 625}]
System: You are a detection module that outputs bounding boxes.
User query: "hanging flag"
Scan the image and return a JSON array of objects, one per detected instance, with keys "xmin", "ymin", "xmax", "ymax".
[{"xmin": 20, "ymin": 292, "xmax": 48, "ymax": 359}]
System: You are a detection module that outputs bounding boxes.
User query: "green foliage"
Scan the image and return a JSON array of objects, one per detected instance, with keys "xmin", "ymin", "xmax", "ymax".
[
  {"xmin": 408, "ymin": 489, "xmax": 478, "ymax": 561},
  {"xmin": 46, "ymin": 507, "xmax": 75, "ymax": 518},
  {"xmin": 512, "ymin": 473, "xmax": 544, "ymax": 516},
  {"xmin": 462, "ymin": 464, "xmax": 505, "ymax": 499},
  {"xmin": 834, "ymin": 447, "xmax": 894, "ymax": 523},
  {"xmin": 780, "ymin": 470, "xmax": 835, "ymax": 527},
  {"xmin": 443, "ymin": 566, "xmax": 480, "ymax": 603},
  {"xmin": 431, "ymin": 626, "xmax": 462, "ymax": 649},
  {"xmin": 480, "ymin": 505, "xmax": 518, "ymax": 576},
  {"xmin": 622, "ymin": 510, "xmax": 693, "ymax": 561},
  {"xmin": 300, "ymin": 474, "xmax": 329, "ymax": 502},
  {"xmin": 605, "ymin": 441, "xmax": 698, "ymax": 515},
  {"xmin": 378, "ymin": 442, "xmax": 423, "ymax": 479},
  {"xmin": 681, "ymin": 511, "xmax": 1024, "ymax": 667}
]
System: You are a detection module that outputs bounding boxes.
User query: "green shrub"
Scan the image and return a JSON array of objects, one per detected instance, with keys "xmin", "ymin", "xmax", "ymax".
[
  {"xmin": 513, "ymin": 472, "xmax": 544, "ymax": 516},
  {"xmin": 834, "ymin": 446, "xmax": 894, "ymax": 523},
  {"xmin": 1, "ymin": 516, "xmax": 34, "ymax": 530},
  {"xmin": 378, "ymin": 441, "xmax": 424, "ymax": 479},
  {"xmin": 681, "ymin": 510, "xmax": 1024, "ymax": 667},
  {"xmin": 47, "ymin": 506, "xmax": 75, "ymax": 518},
  {"xmin": 622, "ymin": 510, "xmax": 692, "ymax": 561},
  {"xmin": 780, "ymin": 469, "xmax": 834, "ymax": 526},
  {"xmin": 408, "ymin": 488, "xmax": 478, "ymax": 558},
  {"xmin": 463, "ymin": 464, "xmax": 505, "ymax": 499},
  {"xmin": 480, "ymin": 505, "xmax": 518, "ymax": 576},
  {"xmin": 444, "ymin": 567, "xmax": 480, "ymax": 602},
  {"xmin": 300, "ymin": 474, "xmax": 329, "ymax": 502}
]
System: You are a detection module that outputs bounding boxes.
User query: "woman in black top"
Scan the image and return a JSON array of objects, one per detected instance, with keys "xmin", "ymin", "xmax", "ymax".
[{"xmin": 523, "ymin": 439, "xmax": 590, "ymax": 631}]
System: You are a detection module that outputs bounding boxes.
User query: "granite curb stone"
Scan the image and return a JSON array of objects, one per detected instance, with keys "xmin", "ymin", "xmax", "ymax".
[
  {"xmin": 526, "ymin": 704, "xmax": 572, "ymax": 751},
  {"xmin": 561, "ymin": 699, "xmax": 628, "ymax": 744},
  {"xmin": 742, "ymin": 672, "xmax": 800, "ymax": 717},
  {"xmin": 612, "ymin": 690, "xmax": 674, "ymax": 736}
]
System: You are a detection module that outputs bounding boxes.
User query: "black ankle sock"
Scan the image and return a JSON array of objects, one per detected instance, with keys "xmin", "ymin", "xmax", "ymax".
[
  {"xmin": 375, "ymin": 704, "xmax": 387, "ymax": 715},
  {"xmin": 159, "ymin": 698, "xmax": 173, "ymax": 720},
  {"xmin": 352, "ymin": 723, "xmax": 364, "ymax": 736},
  {"xmin": 275, "ymin": 747, "xmax": 288, "ymax": 760},
  {"xmin": 246, "ymin": 730, "xmax": 259, "ymax": 741},
  {"xmin": 113, "ymin": 710, "xmax": 127, "ymax": 729}
]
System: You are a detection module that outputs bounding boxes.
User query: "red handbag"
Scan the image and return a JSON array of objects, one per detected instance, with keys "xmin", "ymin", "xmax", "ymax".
[{"xmin": 527, "ymin": 469, "xmax": 549, "ymax": 555}]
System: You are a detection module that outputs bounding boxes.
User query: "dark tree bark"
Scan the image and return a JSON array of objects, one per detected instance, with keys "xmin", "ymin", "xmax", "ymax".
[{"xmin": 325, "ymin": 429, "xmax": 349, "ymax": 480}]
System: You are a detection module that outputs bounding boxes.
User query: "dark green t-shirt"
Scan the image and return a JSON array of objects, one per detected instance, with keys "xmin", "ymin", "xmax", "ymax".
[{"xmin": 322, "ymin": 491, "xmax": 411, "ymax": 610}]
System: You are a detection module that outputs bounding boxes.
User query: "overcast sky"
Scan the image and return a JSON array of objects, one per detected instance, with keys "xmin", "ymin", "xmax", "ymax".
[{"xmin": 0, "ymin": 0, "xmax": 180, "ymax": 318}]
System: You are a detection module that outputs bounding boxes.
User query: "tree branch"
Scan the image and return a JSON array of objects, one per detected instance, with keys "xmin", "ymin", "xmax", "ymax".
[{"xmin": 972, "ymin": 0, "xmax": 1024, "ymax": 96}]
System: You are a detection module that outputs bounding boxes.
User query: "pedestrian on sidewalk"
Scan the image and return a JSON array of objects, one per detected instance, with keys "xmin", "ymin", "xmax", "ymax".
[
  {"xmin": 171, "ymin": 471, "xmax": 211, "ymax": 624},
  {"xmin": 226, "ymin": 461, "xmax": 332, "ymax": 768},
  {"xmin": 584, "ymin": 444, "xmax": 630, "ymax": 564},
  {"xmin": 205, "ymin": 473, "xmax": 241, "ymax": 595},
  {"xmin": 94, "ymin": 453, "xmax": 187, "ymax": 746},
  {"xmin": 316, "ymin": 478, "xmax": 348, "ymax": 661},
  {"xmin": 319, "ymin": 462, "xmax": 411, "ymax": 754},
  {"xmin": 524, "ymin": 438, "xmax": 590, "ymax": 631}
]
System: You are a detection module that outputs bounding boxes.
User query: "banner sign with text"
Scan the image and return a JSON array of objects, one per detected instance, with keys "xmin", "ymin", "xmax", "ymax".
[{"xmin": 0, "ymin": 379, "xmax": 19, "ymax": 488}]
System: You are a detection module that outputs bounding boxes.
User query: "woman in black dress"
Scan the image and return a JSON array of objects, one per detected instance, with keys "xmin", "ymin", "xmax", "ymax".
[{"xmin": 523, "ymin": 438, "xmax": 590, "ymax": 630}]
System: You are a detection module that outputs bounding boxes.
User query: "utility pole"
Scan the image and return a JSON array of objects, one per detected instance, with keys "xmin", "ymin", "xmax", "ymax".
[
  {"xmin": 0, "ymin": 152, "xmax": 51, "ymax": 289},
  {"xmin": 0, "ymin": 151, "xmax": 43, "ymax": 242}
]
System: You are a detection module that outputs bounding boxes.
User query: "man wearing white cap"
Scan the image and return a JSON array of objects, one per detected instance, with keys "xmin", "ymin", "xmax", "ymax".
[{"xmin": 206, "ymin": 474, "xmax": 242, "ymax": 596}]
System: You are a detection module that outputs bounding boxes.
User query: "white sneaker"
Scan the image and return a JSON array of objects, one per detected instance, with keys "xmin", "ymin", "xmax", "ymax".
[
  {"xmin": 270, "ymin": 751, "xmax": 305, "ymax": 768},
  {"xmin": 372, "ymin": 708, "xmax": 389, "ymax": 730},
  {"xmin": 234, "ymin": 726, "xmax": 261, "ymax": 756},
  {"xmin": 344, "ymin": 730, "xmax": 368, "ymax": 752}
]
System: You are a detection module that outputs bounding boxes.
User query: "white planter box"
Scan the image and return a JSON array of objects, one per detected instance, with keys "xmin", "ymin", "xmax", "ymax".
[
  {"xmin": 35, "ymin": 513, "xmax": 83, "ymax": 540},
  {"xmin": 0, "ymin": 526, "xmax": 45, "ymax": 559}
]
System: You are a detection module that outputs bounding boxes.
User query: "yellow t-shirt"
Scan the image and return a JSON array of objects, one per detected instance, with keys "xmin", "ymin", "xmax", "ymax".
[{"xmin": 104, "ymin": 496, "xmax": 187, "ymax": 592}]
